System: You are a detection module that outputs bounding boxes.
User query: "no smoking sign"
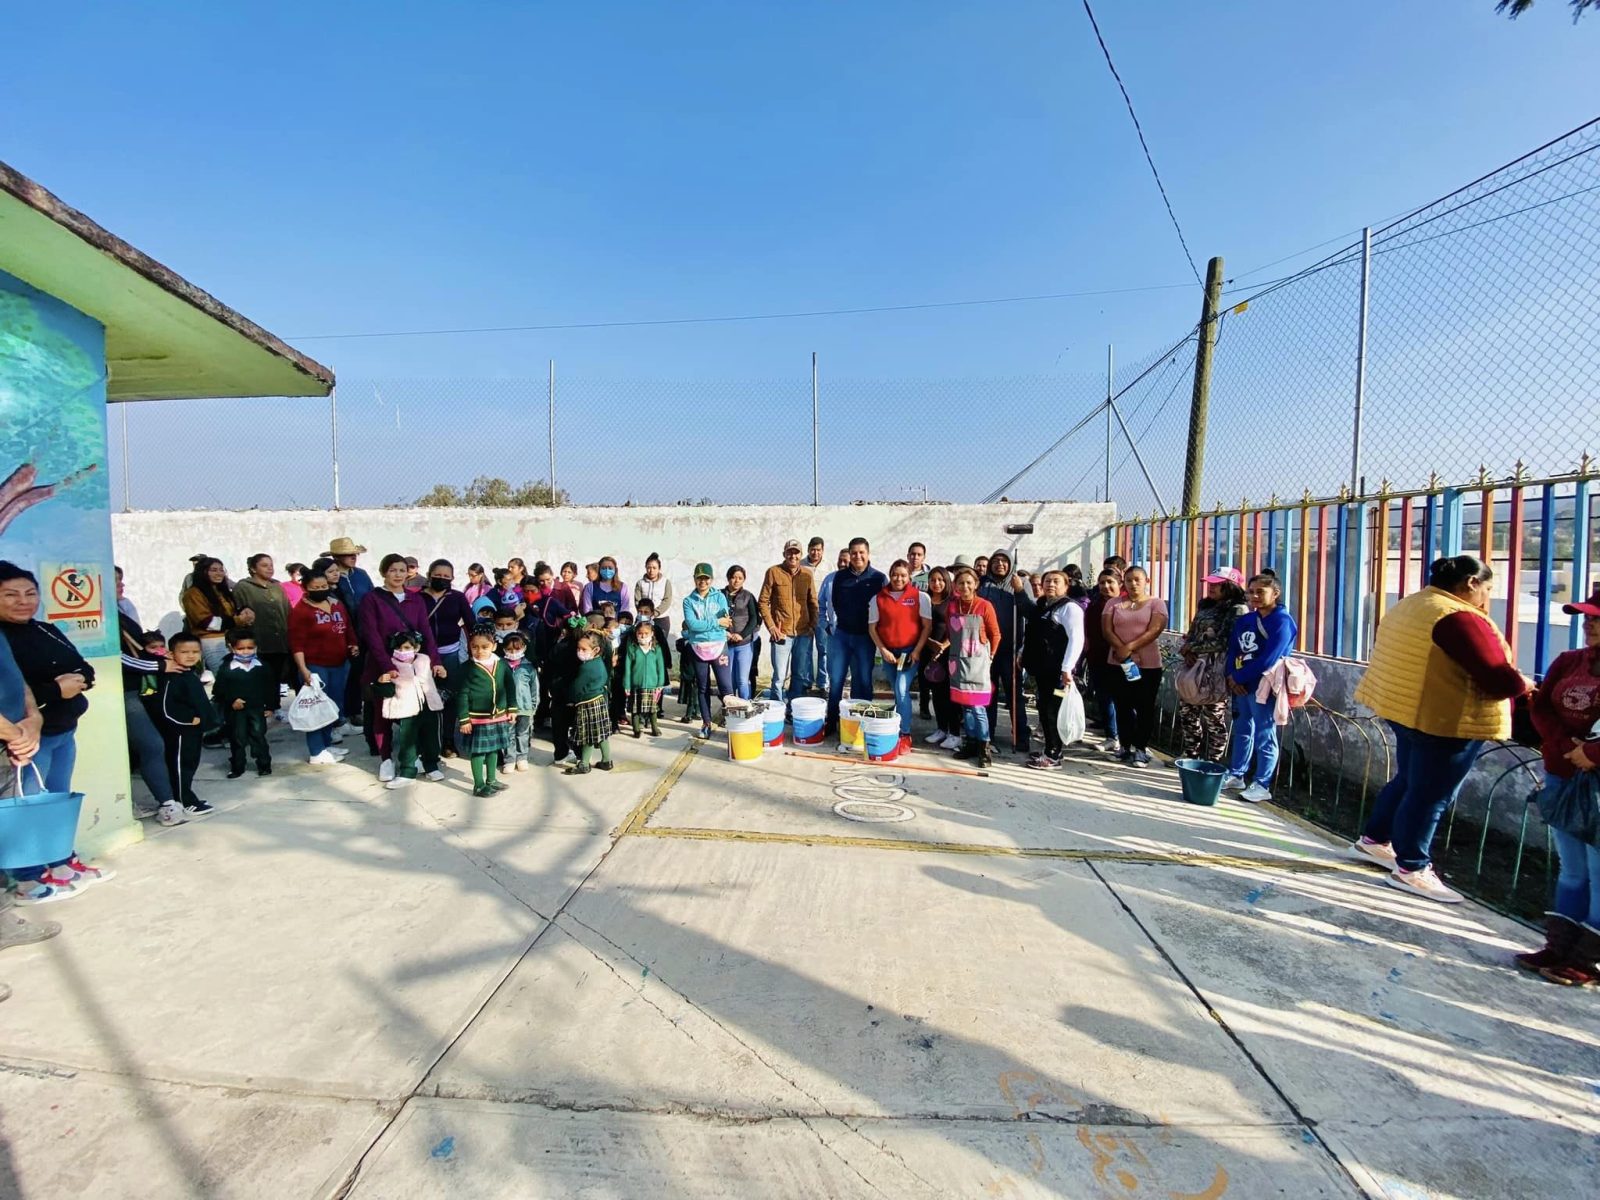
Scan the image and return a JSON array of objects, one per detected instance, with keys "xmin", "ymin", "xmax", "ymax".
[{"xmin": 42, "ymin": 562, "xmax": 106, "ymax": 636}]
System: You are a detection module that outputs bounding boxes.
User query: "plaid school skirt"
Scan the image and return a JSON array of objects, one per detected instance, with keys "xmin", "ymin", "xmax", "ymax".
[
  {"xmin": 630, "ymin": 688, "xmax": 661, "ymax": 720},
  {"xmin": 462, "ymin": 713, "xmax": 513, "ymax": 756},
  {"xmin": 572, "ymin": 696, "xmax": 611, "ymax": 748}
]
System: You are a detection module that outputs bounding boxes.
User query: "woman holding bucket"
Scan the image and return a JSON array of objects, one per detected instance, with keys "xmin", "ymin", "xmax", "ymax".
[
  {"xmin": 0, "ymin": 561, "xmax": 110, "ymax": 902},
  {"xmin": 682, "ymin": 563, "xmax": 736, "ymax": 741},
  {"xmin": 946, "ymin": 566, "xmax": 1002, "ymax": 768},
  {"xmin": 869, "ymin": 559, "xmax": 933, "ymax": 757}
]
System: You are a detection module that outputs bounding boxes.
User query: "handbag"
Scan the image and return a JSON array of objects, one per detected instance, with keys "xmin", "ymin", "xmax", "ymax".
[
  {"xmin": 923, "ymin": 657, "xmax": 947, "ymax": 683},
  {"xmin": 0, "ymin": 763, "xmax": 85, "ymax": 871},
  {"xmin": 1536, "ymin": 770, "xmax": 1600, "ymax": 847},
  {"xmin": 1175, "ymin": 655, "xmax": 1227, "ymax": 705},
  {"xmin": 288, "ymin": 678, "xmax": 342, "ymax": 731}
]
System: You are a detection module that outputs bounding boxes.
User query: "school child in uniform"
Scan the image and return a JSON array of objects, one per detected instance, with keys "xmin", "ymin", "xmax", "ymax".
[
  {"xmin": 213, "ymin": 628, "xmax": 276, "ymax": 778},
  {"xmin": 609, "ymin": 611, "xmax": 635, "ymax": 730},
  {"xmin": 457, "ymin": 625, "xmax": 515, "ymax": 796},
  {"xmin": 565, "ymin": 630, "xmax": 615, "ymax": 774},
  {"xmin": 151, "ymin": 632, "xmax": 220, "ymax": 818},
  {"xmin": 493, "ymin": 609, "xmax": 520, "ymax": 645},
  {"xmin": 546, "ymin": 616, "xmax": 583, "ymax": 764},
  {"xmin": 623, "ymin": 618, "xmax": 668, "ymax": 737},
  {"xmin": 370, "ymin": 629, "xmax": 445, "ymax": 791},
  {"xmin": 502, "ymin": 630, "xmax": 539, "ymax": 771}
]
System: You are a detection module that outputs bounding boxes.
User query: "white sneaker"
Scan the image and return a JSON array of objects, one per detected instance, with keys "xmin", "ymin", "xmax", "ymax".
[
  {"xmin": 1219, "ymin": 775, "xmax": 1246, "ymax": 792},
  {"xmin": 924, "ymin": 731, "xmax": 946, "ymax": 745},
  {"xmin": 1386, "ymin": 865, "xmax": 1464, "ymax": 904},
  {"xmin": 385, "ymin": 775, "xmax": 413, "ymax": 790},
  {"xmin": 308, "ymin": 750, "xmax": 338, "ymax": 766},
  {"xmin": 424, "ymin": 769, "xmax": 446, "ymax": 782},
  {"xmin": 1100, "ymin": 738, "xmax": 1121, "ymax": 755},
  {"xmin": 1238, "ymin": 783, "xmax": 1271, "ymax": 803},
  {"xmin": 330, "ymin": 726, "xmax": 346, "ymax": 745},
  {"xmin": 378, "ymin": 759, "xmax": 396, "ymax": 783},
  {"xmin": 156, "ymin": 800, "xmax": 186, "ymax": 827},
  {"xmin": 940, "ymin": 732, "xmax": 963, "ymax": 750},
  {"xmin": 328, "ymin": 747, "xmax": 350, "ymax": 760},
  {"xmin": 1352, "ymin": 837, "xmax": 1397, "ymax": 868},
  {"xmin": 514, "ymin": 761, "xmax": 529, "ymax": 772}
]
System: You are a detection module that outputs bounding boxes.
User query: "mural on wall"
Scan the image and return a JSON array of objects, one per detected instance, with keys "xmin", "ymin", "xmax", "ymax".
[{"xmin": 0, "ymin": 271, "xmax": 114, "ymax": 658}]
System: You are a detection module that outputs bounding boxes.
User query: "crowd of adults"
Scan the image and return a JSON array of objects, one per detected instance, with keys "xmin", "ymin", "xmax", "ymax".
[{"xmin": 2, "ymin": 533, "xmax": 1597, "ymax": 994}]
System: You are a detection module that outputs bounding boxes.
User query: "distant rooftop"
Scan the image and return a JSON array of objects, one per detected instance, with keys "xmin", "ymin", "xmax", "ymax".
[{"xmin": 0, "ymin": 160, "xmax": 334, "ymax": 402}]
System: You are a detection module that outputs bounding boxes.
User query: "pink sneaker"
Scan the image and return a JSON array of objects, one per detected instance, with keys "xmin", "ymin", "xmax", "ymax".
[
  {"xmin": 1352, "ymin": 837, "xmax": 1397, "ymax": 868},
  {"xmin": 1386, "ymin": 864, "xmax": 1464, "ymax": 904}
]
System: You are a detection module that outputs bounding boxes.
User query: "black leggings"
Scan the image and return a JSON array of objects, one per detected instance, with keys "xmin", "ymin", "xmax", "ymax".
[
  {"xmin": 1036, "ymin": 686, "xmax": 1064, "ymax": 757},
  {"xmin": 692, "ymin": 656, "xmax": 735, "ymax": 726},
  {"xmin": 1111, "ymin": 667, "xmax": 1163, "ymax": 752},
  {"xmin": 162, "ymin": 726, "xmax": 203, "ymax": 806}
]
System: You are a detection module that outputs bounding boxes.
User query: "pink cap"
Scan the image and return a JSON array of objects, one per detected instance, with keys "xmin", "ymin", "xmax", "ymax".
[{"xmin": 1202, "ymin": 566, "xmax": 1246, "ymax": 589}]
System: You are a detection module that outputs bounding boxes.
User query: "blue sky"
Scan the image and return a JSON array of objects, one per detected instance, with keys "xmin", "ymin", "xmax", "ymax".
[{"xmin": 5, "ymin": 2, "xmax": 1596, "ymax": 507}]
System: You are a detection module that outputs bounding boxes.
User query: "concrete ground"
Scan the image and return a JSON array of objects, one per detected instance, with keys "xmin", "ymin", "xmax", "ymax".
[{"xmin": 0, "ymin": 710, "xmax": 1594, "ymax": 1199}]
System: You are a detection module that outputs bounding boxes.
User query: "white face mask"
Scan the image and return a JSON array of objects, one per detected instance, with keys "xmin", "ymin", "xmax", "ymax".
[
  {"xmin": 505, "ymin": 652, "xmax": 524, "ymax": 664},
  {"xmin": 473, "ymin": 652, "xmax": 497, "ymax": 665},
  {"xmin": 577, "ymin": 650, "xmax": 596, "ymax": 662}
]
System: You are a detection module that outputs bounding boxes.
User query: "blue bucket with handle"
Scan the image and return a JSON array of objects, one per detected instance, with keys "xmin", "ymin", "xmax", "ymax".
[{"xmin": 0, "ymin": 764, "xmax": 84, "ymax": 869}]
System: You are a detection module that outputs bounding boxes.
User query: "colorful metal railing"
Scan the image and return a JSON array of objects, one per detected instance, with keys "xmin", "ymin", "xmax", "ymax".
[{"xmin": 1105, "ymin": 460, "xmax": 1598, "ymax": 674}]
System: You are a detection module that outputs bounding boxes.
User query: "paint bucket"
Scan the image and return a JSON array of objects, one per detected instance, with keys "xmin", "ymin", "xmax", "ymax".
[
  {"xmin": 862, "ymin": 715, "xmax": 902, "ymax": 762},
  {"xmin": 726, "ymin": 708, "xmax": 766, "ymax": 763},
  {"xmin": 791, "ymin": 697, "xmax": 827, "ymax": 745},
  {"xmin": 761, "ymin": 704, "xmax": 786, "ymax": 748},
  {"xmin": 838, "ymin": 701, "xmax": 867, "ymax": 753},
  {"xmin": 1174, "ymin": 758, "xmax": 1226, "ymax": 806},
  {"xmin": 0, "ymin": 766, "xmax": 84, "ymax": 870}
]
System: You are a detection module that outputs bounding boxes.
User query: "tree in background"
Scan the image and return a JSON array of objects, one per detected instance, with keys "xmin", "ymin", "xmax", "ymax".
[
  {"xmin": 1497, "ymin": 0, "xmax": 1597, "ymax": 18},
  {"xmin": 416, "ymin": 476, "xmax": 568, "ymax": 508}
]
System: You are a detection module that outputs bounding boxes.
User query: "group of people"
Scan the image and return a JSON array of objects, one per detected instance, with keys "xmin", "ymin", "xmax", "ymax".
[{"xmin": 3, "ymin": 532, "xmax": 1597, "ymax": 993}]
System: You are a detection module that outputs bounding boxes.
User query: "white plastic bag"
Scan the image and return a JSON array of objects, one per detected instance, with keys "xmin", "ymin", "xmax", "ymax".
[
  {"xmin": 288, "ymin": 679, "xmax": 341, "ymax": 732},
  {"xmin": 1057, "ymin": 684, "xmax": 1086, "ymax": 747}
]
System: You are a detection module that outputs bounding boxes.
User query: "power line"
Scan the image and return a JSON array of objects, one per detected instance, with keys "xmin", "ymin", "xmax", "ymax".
[
  {"xmin": 286, "ymin": 280, "xmax": 1195, "ymax": 343},
  {"xmin": 1079, "ymin": 0, "xmax": 1202, "ymax": 284}
]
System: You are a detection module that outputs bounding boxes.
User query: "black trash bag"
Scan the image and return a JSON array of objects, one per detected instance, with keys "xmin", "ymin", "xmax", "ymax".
[{"xmin": 1535, "ymin": 770, "xmax": 1600, "ymax": 847}]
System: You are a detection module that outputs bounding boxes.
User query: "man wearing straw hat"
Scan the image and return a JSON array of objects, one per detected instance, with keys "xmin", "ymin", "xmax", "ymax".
[{"xmin": 328, "ymin": 537, "xmax": 375, "ymax": 746}]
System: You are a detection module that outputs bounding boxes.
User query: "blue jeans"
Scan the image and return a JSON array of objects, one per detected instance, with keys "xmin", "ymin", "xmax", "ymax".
[
  {"xmin": 769, "ymin": 634, "xmax": 815, "ymax": 702},
  {"xmin": 728, "ymin": 641, "xmax": 755, "ymax": 700},
  {"xmin": 1088, "ymin": 664, "xmax": 1121, "ymax": 742},
  {"xmin": 1362, "ymin": 721, "xmax": 1482, "ymax": 872},
  {"xmin": 306, "ymin": 662, "xmax": 349, "ymax": 755},
  {"xmin": 962, "ymin": 703, "xmax": 990, "ymax": 743},
  {"xmin": 125, "ymin": 690, "xmax": 174, "ymax": 806},
  {"xmin": 22, "ymin": 731, "xmax": 77, "ymax": 794},
  {"xmin": 816, "ymin": 630, "xmax": 831, "ymax": 693},
  {"xmin": 887, "ymin": 647, "xmax": 918, "ymax": 737},
  {"xmin": 1227, "ymin": 691, "xmax": 1280, "ymax": 787},
  {"xmin": 1549, "ymin": 773, "xmax": 1600, "ymax": 926},
  {"xmin": 827, "ymin": 631, "xmax": 876, "ymax": 721}
]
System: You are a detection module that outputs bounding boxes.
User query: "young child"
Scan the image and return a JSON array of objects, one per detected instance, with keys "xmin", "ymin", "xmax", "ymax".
[
  {"xmin": 502, "ymin": 630, "xmax": 539, "ymax": 771},
  {"xmin": 371, "ymin": 629, "xmax": 444, "ymax": 790},
  {"xmin": 213, "ymin": 628, "xmax": 276, "ymax": 778},
  {"xmin": 150, "ymin": 632, "xmax": 220, "ymax": 820},
  {"xmin": 566, "ymin": 631, "xmax": 614, "ymax": 773},
  {"xmin": 622, "ymin": 618, "xmax": 668, "ymax": 737},
  {"xmin": 493, "ymin": 609, "xmax": 520, "ymax": 645},
  {"xmin": 457, "ymin": 625, "xmax": 515, "ymax": 795},
  {"xmin": 608, "ymin": 610, "xmax": 634, "ymax": 729}
]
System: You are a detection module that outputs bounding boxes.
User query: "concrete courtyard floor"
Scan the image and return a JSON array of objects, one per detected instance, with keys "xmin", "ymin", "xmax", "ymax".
[{"xmin": 0, "ymin": 713, "xmax": 1595, "ymax": 1199}]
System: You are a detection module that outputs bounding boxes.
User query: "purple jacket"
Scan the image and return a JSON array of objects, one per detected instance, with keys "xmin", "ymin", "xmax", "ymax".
[{"xmin": 358, "ymin": 587, "xmax": 441, "ymax": 683}]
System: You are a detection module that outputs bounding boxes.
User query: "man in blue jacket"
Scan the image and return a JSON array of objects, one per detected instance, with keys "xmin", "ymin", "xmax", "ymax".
[{"xmin": 827, "ymin": 538, "xmax": 887, "ymax": 730}]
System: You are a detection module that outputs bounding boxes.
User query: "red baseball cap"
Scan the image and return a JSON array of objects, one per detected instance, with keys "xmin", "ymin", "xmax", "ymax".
[{"xmin": 1562, "ymin": 587, "xmax": 1600, "ymax": 617}]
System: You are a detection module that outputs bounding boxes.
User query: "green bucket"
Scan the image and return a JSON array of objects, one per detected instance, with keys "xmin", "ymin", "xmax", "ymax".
[{"xmin": 1174, "ymin": 758, "xmax": 1226, "ymax": 806}]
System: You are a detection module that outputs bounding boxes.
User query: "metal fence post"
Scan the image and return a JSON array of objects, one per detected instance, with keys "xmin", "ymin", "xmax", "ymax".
[
  {"xmin": 1351, "ymin": 227, "xmax": 1372, "ymax": 494},
  {"xmin": 811, "ymin": 351, "xmax": 820, "ymax": 506},
  {"xmin": 1104, "ymin": 343, "xmax": 1113, "ymax": 502},
  {"xmin": 330, "ymin": 387, "xmax": 341, "ymax": 510},
  {"xmin": 120, "ymin": 402, "xmax": 131, "ymax": 512},
  {"xmin": 548, "ymin": 359, "xmax": 557, "ymax": 504},
  {"xmin": 1181, "ymin": 256, "xmax": 1224, "ymax": 515}
]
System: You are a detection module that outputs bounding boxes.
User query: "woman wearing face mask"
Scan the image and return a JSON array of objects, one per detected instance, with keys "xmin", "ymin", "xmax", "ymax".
[
  {"xmin": 422, "ymin": 559, "xmax": 474, "ymax": 755},
  {"xmin": 1353, "ymin": 555, "xmax": 1528, "ymax": 904},
  {"xmin": 633, "ymin": 554, "xmax": 674, "ymax": 643},
  {"xmin": 682, "ymin": 563, "xmax": 735, "ymax": 740},
  {"xmin": 583, "ymin": 556, "xmax": 630, "ymax": 616},
  {"xmin": 289, "ymin": 561, "xmax": 358, "ymax": 765},
  {"xmin": 358, "ymin": 554, "xmax": 445, "ymax": 784}
]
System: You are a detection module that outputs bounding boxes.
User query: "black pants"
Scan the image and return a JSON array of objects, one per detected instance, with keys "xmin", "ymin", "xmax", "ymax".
[
  {"xmin": 986, "ymin": 657, "xmax": 1031, "ymax": 751},
  {"xmin": 918, "ymin": 666, "xmax": 931, "ymax": 717},
  {"xmin": 1111, "ymin": 667, "xmax": 1163, "ymax": 752},
  {"xmin": 1036, "ymin": 685, "xmax": 1064, "ymax": 757},
  {"xmin": 162, "ymin": 725, "xmax": 203, "ymax": 806},
  {"xmin": 260, "ymin": 652, "xmax": 292, "ymax": 697},
  {"xmin": 551, "ymin": 698, "xmax": 573, "ymax": 760},
  {"xmin": 227, "ymin": 708, "xmax": 271, "ymax": 771}
]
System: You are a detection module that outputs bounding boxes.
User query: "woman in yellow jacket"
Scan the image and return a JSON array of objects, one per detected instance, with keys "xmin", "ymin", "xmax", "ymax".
[{"xmin": 1352, "ymin": 555, "xmax": 1528, "ymax": 904}]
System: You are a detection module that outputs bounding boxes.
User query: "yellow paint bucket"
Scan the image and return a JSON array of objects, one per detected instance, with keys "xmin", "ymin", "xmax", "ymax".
[
  {"xmin": 838, "ymin": 700, "xmax": 867, "ymax": 752},
  {"xmin": 726, "ymin": 709, "xmax": 766, "ymax": 763}
]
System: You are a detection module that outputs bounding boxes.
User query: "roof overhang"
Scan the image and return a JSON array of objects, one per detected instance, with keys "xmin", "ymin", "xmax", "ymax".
[{"xmin": 0, "ymin": 160, "xmax": 334, "ymax": 402}]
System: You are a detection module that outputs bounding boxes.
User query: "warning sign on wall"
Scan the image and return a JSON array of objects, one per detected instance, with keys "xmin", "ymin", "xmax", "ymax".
[{"xmin": 41, "ymin": 562, "xmax": 107, "ymax": 644}]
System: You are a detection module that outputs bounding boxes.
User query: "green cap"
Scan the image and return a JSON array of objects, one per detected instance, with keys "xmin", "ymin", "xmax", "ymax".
[{"xmin": 694, "ymin": 562, "xmax": 714, "ymax": 579}]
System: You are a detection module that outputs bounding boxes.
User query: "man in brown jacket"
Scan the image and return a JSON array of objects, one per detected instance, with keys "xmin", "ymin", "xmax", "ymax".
[{"xmin": 759, "ymin": 539, "xmax": 819, "ymax": 703}]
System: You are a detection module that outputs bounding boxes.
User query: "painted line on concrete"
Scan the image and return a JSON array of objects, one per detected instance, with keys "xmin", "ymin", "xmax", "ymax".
[
  {"xmin": 629, "ymin": 822, "xmax": 1367, "ymax": 874},
  {"xmin": 616, "ymin": 742, "xmax": 700, "ymax": 836}
]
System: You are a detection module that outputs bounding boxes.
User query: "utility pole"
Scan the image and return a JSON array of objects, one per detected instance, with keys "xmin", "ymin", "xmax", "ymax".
[
  {"xmin": 330, "ymin": 388, "xmax": 341, "ymax": 510},
  {"xmin": 1351, "ymin": 227, "xmax": 1372, "ymax": 496},
  {"xmin": 1104, "ymin": 343, "xmax": 1114, "ymax": 503},
  {"xmin": 1181, "ymin": 256, "xmax": 1224, "ymax": 515},
  {"xmin": 811, "ymin": 351, "xmax": 820, "ymax": 506}
]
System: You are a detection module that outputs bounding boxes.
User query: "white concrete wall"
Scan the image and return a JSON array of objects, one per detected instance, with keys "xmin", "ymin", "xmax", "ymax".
[{"xmin": 112, "ymin": 502, "xmax": 1114, "ymax": 633}]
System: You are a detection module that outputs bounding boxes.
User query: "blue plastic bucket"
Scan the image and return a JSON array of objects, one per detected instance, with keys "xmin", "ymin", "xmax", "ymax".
[
  {"xmin": 1174, "ymin": 758, "xmax": 1226, "ymax": 807},
  {"xmin": 791, "ymin": 697, "xmax": 826, "ymax": 745},
  {"xmin": 0, "ymin": 767, "xmax": 84, "ymax": 869}
]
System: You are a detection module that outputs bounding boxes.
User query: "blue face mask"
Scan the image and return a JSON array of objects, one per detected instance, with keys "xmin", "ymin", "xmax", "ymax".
[
  {"xmin": 233, "ymin": 653, "xmax": 257, "ymax": 665},
  {"xmin": 599, "ymin": 567, "xmax": 616, "ymax": 582}
]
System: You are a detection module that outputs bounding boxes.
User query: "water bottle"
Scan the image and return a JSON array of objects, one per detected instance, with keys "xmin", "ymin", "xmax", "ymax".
[{"xmin": 1121, "ymin": 659, "xmax": 1142, "ymax": 682}]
